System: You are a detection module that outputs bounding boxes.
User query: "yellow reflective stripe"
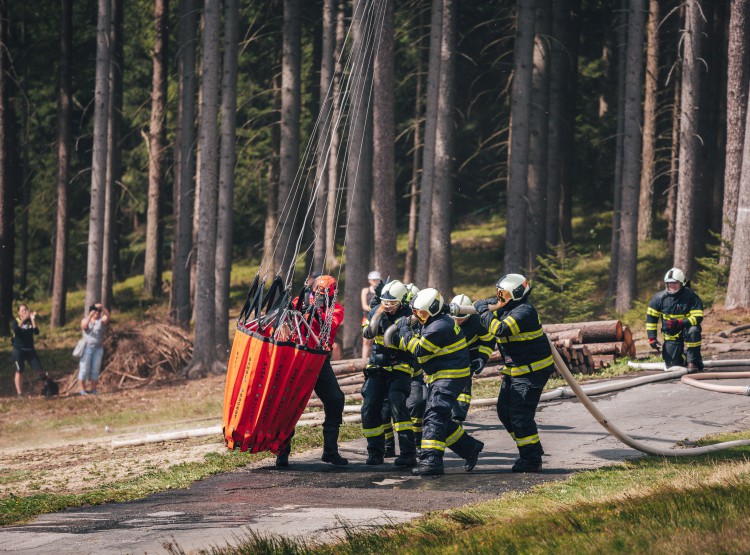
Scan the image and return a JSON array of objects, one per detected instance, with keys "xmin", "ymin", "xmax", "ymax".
[
  {"xmin": 479, "ymin": 331, "xmax": 495, "ymax": 342},
  {"xmin": 497, "ymin": 328, "xmax": 544, "ymax": 343},
  {"xmin": 685, "ymin": 341, "xmax": 702, "ymax": 347},
  {"xmin": 383, "ymin": 422, "xmax": 393, "ymax": 431},
  {"xmin": 502, "ymin": 355, "xmax": 554, "ymax": 376},
  {"xmin": 489, "ymin": 318, "xmax": 502, "ymax": 335},
  {"xmin": 417, "ymin": 337, "xmax": 469, "ymax": 363},
  {"xmin": 394, "ymin": 420, "xmax": 413, "ymax": 432},
  {"xmin": 663, "ymin": 312, "xmax": 689, "ymax": 319},
  {"xmin": 425, "ymin": 367, "xmax": 471, "ymax": 384},
  {"xmin": 503, "ymin": 316, "xmax": 521, "ymax": 335},
  {"xmin": 445, "ymin": 425, "xmax": 465, "ymax": 446},
  {"xmin": 411, "ymin": 417, "xmax": 423, "ymax": 425},
  {"xmin": 530, "ymin": 355, "xmax": 554, "ymax": 370},
  {"xmin": 421, "ymin": 439, "xmax": 446, "ymax": 451},
  {"xmin": 478, "ymin": 345, "xmax": 494, "ymax": 357},
  {"xmin": 411, "ymin": 367, "xmax": 423, "ymax": 377},
  {"xmin": 686, "ymin": 315, "xmax": 697, "ymax": 326},
  {"xmin": 515, "ymin": 433, "xmax": 540, "ymax": 447},
  {"xmin": 646, "ymin": 323, "xmax": 658, "ymax": 330},
  {"xmin": 689, "ymin": 309, "xmax": 703, "ymax": 317},
  {"xmin": 384, "ymin": 430, "xmax": 394, "ymax": 439},
  {"xmin": 664, "ymin": 333, "xmax": 681, "ymax": 341},
  {"xmin": 466, "ymin": 335, "xmax": 479, "ymax": 346},
  {"xmin": 418, "ymin": 335, "xmax": 442, "ymax": 354},
  {"xmin": 362, "ymin": 425, "xmax": 384, "ymax": 438},
  {"xmin": 646, "ymin": 307, "xmax": 661, "ymax": 317},
  {"xmin": 373, "ymin": 336, "xmax": 386, "ymax": 346},
  {"xmin": 405, "ymin": 336, "xmax": 421, "ymax": 352},
  {"xmin": 457, "ymin": 393, "xmax": 472, "ymax": 403}
]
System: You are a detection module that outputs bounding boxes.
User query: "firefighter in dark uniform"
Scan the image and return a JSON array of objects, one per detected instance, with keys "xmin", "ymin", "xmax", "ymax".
[
  {"xmin": 391, "ymin": 288, "xmax": 484, "ymax": 477},
  {"xmin": 646, "ymin": 267, "xmax": 704, "ymax": 372},
  {"xmin": 361, "ymin": 280, "xmax": 418, "ymax": 467},
  {"xmin": 449, "ymin": 294, "xmax": 495, "ymax": 422},
  {"xmin": 474, "ymin": 274, "xmax": 553, "ymax": 473},
  {"xmin": 404, "ymin": 283, "xmax": 427, "ymax": 450}
]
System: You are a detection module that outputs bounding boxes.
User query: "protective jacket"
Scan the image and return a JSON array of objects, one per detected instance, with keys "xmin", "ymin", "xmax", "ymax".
[
  {"xmin": 646, "ymin": 287, "xmax": 704, "ymax": 342},
  {"xmin": 396, "ymin": 311, "xmax": 470, "ymax": 384},
  {"xmin": 479, "ymin": 298, "xmax": 552, "ymax": 376},
  {"xmin": 363, "ymin": 304, "xmax": 415, "ymax": 374},
  {"xmin": 461, "ymin": 314, "xmax": 495, "ymax": 363}
]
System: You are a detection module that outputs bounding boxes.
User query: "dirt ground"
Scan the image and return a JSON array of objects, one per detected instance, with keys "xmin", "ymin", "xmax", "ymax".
[{"xmin": 1, "ymin": 306, "xmax": 748, "ymax": 501}]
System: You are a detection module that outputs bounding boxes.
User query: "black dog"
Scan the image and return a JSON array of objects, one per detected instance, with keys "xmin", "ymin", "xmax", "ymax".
[{"xmin": 40, "ymin": 373, "xmax": 59, "ymax": 397}]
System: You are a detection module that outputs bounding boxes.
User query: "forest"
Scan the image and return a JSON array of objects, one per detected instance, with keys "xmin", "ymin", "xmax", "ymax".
[{"xmin": 0, "ymin": 0, "xmax": 748, "ymax": 373}]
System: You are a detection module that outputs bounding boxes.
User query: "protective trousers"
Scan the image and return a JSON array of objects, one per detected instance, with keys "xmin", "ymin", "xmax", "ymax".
[
  {"xmin": 421, "ymin": 377, "xmax": 482, "ymax": 468},
  {"xmin": 406, "ymin": 374, "xmax": 427, "ymax": 447},
  {"xmin": 663, "ymin": 325, "xmax": 703, "ymax": 369},
  {"xmin": 361, "ymin": 368, "xmax": 416, "ymax": 458},
  {"xmin": 278, "ymin": 356, "xmax": 344, "ymax": 458},
  {"xmin": 381, "ymin": 399, "xmax": 395, "ymax": 454},
  {"xmin": 451, "ymin": 375, "xmax": 473, "ymax": 422},
  {"xmin": 496, "ymin": 368, "xmax": 553, "ymax": 466}
]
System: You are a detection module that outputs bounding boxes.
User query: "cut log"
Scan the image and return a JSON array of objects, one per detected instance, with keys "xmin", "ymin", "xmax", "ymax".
[
  {"xmin": 543, "ymin": 320, "xmax": 623, "ymax": 343},
  {"xmin": 547, "ymin": 329, "xmax": 583, "ymax": 343},
  {"xmin": 581, "ymin": 342, "xmax": 627, "ymax": 356},
  {"xmin": 591, "ymin": 354, "xmax": 615, "ymax": 365},
  {"xmin": 554, "ymin": 339, "xmax": 572, "ymax": 349}
]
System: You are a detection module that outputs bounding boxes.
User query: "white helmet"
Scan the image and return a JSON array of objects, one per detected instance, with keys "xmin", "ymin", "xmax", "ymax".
[
  {"xmin": 404, "ymin": 283, "xmax": 420, "ymax": 303},
  {"xmin": 496, "ymin": 273, "xmax": 530, "ymax": 306},
  {"xmin": 450, "ymin": 293, "xmax": 473, "ymax": 321},
  {"xmin": 664, "ymin": 267, "xmax": 687, "ymax": 286},
  {"xmin": 381, "ymin": 280, "xmax": 408, "ymax": 304},
  {"xmin": 411, "ymin": 288, "xmax": 444, "ymax": 324},
  {"xmin": 368, "ymin": 270, "xmax": 382, "ymax": 281}
]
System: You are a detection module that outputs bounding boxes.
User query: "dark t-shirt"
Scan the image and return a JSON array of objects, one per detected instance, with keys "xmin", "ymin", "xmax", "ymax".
[{"xmin": 12, "ymin": 318, "xmax": 39, "ymax": 351}]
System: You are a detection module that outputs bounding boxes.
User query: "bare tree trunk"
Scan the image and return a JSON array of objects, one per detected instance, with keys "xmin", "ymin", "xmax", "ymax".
[
  {"xmin": 372, "ymin": 0, "xmax": 397, "ymax": 280},
  {"xmin": 312, "ymin": 0, "xmax": 335, "ymax": 272},
  {"xmin": 415, "ymin": 0, "xmax": 443, "ymax": 286},
  {"xmin": 666, "ymin": 77, "xmax": 680, "ymax": 254},
  {"xmin": 170, "ymin": 0, "xmax": 198, "ymax": 326},
  {"xmin": 85, "ymin": 0, "xmax": 112, "ymax": 311},
  {"xmin": 343, "ymin": 0, "xmax": 373, "ymax": 356},
  {"xmin": 615, "ymin": 0, "xmax": 646, "ymax": 313},
  {"xmin": 725, "ymin": 83, "xmax": 750, "ymax": 309},
  {"xmin": 186, "ymin": 0, "xmax": 221, "ymax": 377},
  {"xmin": 102, "ymin": 0, "xmax": 123, "ymax": 309},
  {"xmin": 545, "ymin": 0, "xmax": 570, "ymax": 247},
  {"xmin": 674, "ymin": 0, "xmax": 704, "ymax": 276},
  {"xmin": 324, "ymin": 0, "xmax": 345, "ymax": 271},
  {"xmin": 144, "ymin": 0, "xmax": 168, "ymax": 298},
  {"xmin": 607, "ymin": 0, "xmax": 628, "ymax": 301},
  {"xmin": 275, "ymin": 0, "xmax": 302, "ymax": 275},
  {"xmin": 261, "ymin": 69, "xmax": 280, "ymax": 278},
  {"xmin": 504, "ymin": 0, "xmax": 536, "ymax": 274},
  {"xmin": 637, "ymin": 0, "xmax": 659, "ymax": 241},
  {"xmin": 51, "ymin": 0, "xmax": 72, "ymax": 329},
  {"xmin": 721, "ymin": 0, "xmax": 749, "ymax": 266},
  {"xmin": 559, "ymin": 0, "xmax": 580, "ymax": 245},
  {"xmin": 526, "ymin": 1, "xmax": 551, "ymax": 271},
  {"xmin": 404, "ymin": 9, "xmax": 425, "ymax": 285},
  {"xmin": 215, "ymin": 0, "xmax": 239, "ymax": 355},
  {"xmin": 429, "ymin": 0, "xmax": 456, "ymax": 295},
  {"xmin": 0, "ymin": 0, "xmax": 16, "ymax": 336}
]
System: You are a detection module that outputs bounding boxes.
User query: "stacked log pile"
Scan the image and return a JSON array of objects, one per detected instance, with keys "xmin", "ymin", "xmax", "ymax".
[
  {"xmin": 543, "ymin": 319, "xmax": 635, "ymax": 375},
  {"xmin": 309, "ymin": 319, "xmax": 635, "ymax": 403}
]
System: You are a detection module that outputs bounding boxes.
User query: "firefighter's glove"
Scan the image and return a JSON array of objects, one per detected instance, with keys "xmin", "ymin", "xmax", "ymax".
[
  {"xmin": 373, "ymin": 280, "xmax": 384, "ymax": 299},
  {"xmin": 470, "ymin": 358, "xmax": 486, "ymax": 375},
  {"xmin": 395, "ymin": 317, "xmax": 414, "ymax": 345},
  {"xmin": 649, "ymin": 338, "xmax": 661, "ymax": 351},
  {"xmin": 665, "ymin": 319, "xmax": 684, "ymax": 334},
  {"xmin": 473, "ymin": 299, "xmax": 491, "ymax": 315}
]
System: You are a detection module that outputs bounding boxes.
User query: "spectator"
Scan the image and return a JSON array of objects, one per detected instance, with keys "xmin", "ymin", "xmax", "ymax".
[
  {"xmin": 361, "ymin": 271, "xmax": 381, "ymax": 358},
  {"xmin": 11, "ymin": 304, "xmax": 44, "ymax": 396},
  {"xmin": 78, "ymin": 303, "xmax": 110, "ymax": 395}
]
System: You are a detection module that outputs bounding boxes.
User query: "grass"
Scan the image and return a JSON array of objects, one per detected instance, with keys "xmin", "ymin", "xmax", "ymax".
[{"xmin": 208, "ymin": 433, "xmax": 750, "ymax": 554}]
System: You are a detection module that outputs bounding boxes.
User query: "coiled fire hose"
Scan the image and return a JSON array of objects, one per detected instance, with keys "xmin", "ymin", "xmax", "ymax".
[{"xmin": 385, "ymin": 306, "xmax": 750, "ymax": 457}]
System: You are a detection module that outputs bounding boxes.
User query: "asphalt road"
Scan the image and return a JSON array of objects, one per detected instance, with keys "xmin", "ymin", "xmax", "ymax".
[{"xmin": 2, "ymin": 374, "xmax": 749, "ymax": 555}]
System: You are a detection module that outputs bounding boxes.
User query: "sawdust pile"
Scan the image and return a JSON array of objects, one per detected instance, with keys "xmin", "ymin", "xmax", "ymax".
[{"xmin": 62, "ymin": 320, "xmax": 194, "ymax": 393}]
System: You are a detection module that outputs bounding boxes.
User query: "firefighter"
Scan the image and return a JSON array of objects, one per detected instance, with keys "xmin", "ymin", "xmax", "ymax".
[
  {"xmin": 276, "ymin": 275, "xmax": 348, "ymax": 468},
  {"xmin": 473, "ymin": 274, "xmax": 553, "ymax": 473},
  {"xmin": 361, "ymin": 280, "xmax": 418, "ymax": 467},
  {"xmin": 404, "ymin": 283, "xmax": 426, "ymax": 450},
  {"xmin": 646, "ymin": 267, "xmax": 704, "ymax": 372},
  {"xmin": 391, "ymin": 288, "xmax": 484, "ymax": 477},
  {"xmin": 449, "ymin": 294, "xmax": 495, "ymax": 422}
]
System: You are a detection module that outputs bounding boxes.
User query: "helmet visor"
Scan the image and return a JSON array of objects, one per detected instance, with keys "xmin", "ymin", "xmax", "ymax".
[
  {"xmin": 381, "ymin": 299, "xmax": 400, "ymax": 312},
  {"xmin": 497, "ymin": 289, "xmax": 513, "ymax": 306},
  {"xmin": 413, "ymin": 308, "xmax": 431, "ymax": 324}
]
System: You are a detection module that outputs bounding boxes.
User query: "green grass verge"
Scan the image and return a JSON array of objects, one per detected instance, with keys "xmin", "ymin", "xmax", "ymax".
[
  {"xmin": 0, "ymin": 422, "xmax": 364, "ymax": 526},
  {"xmin": 211, "ymin": 433, "xmax": 750, "ymax": 555}
]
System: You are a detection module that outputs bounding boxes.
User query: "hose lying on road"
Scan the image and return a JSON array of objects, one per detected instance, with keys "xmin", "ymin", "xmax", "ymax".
[
  {"xmin": 628, "ymin": 360, "xmax": 750, "ymax": 371},
  {"xmin": 680, "ymin": 372, "xmax": 750, "ymax": 396}
]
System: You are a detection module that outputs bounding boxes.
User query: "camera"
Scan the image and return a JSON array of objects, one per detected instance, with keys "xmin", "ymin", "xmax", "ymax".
[{"xmin": 89, "ymin": 304, "xmax": 101, "ymax": 313}]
